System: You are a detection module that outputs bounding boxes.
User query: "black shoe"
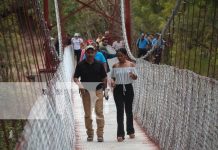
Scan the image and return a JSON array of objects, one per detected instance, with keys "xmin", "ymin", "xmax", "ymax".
[{"xmin": 97, "ymin": 136, "xmax": 104, "ymax": 142}]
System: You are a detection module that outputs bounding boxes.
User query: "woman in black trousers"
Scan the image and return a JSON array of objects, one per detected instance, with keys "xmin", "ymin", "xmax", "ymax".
[{"xmin": 111, "ymin": 48, "xmax": 138, "ymax": 142}]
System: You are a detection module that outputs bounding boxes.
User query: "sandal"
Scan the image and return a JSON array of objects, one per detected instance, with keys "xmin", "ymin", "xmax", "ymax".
[
  {"xmin": 129, "ymin": 134, "xmax": 135, "ymax": 139},
  {"xmin": 117, "ymin": 137, "xmax": 124, "ymax": 142}
]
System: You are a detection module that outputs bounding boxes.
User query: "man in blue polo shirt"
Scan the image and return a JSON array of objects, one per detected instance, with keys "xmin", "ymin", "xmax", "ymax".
[
  {"xmin": 74, "ymin": 45, "xmax": 107, "ymax": 142},
  {"xmin": 136, "ymin": 33, "xmax": 148, "ymax": 57}
]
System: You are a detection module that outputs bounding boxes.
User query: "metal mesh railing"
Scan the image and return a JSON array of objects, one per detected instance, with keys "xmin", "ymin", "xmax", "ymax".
[
  {"xmin": 0, "ymin": 0, "xmax": 76, "ymax": 149},
  {"xmin": 0, "ymin": 0, "xmax": 58, "ymax": 149},
  {"xmin": 120, "ymin": 0, "xmax": 218, "ymax": 149},
  {"xmin": 16, "ymin": 46, "xmax": 75, "ymax": 150},
  {"xmin": 14, "ymin": 0, "xmax": 76, "ymax": 148},
  {"xmin": 133, "ymin": 59, "xmax": 218, "ymax": 150}
]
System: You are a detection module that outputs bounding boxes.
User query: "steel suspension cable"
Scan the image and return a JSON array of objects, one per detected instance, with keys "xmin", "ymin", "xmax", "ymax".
[
  {"xmin": 162, "ymin": 0, "xmax": 182, "ymax": 37},
  {"xmin": 121, "ymin": 0, "xmax": 183, "ymax": 63},
  {"xmin": 54, "ymin": 0, "xmax": 63, "ymax": 61},
  {"xmin": 143, "ymin": 0, "xmax": 182, "ymax": 61},
  {"xmin": 120, "ymin": 0, "xmax": 136, "ymax": 61}
]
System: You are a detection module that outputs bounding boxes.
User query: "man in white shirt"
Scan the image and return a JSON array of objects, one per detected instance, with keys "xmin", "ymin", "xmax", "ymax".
[
  {"xmin": 71, "ymin": 33, "xmax": 84, "ymax": 63},
  {"xmin": 112, "ymin": 40, "xmax": 125, "ymax": 51}
]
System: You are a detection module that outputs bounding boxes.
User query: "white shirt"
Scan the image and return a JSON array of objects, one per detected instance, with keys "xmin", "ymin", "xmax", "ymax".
[
  {"xmin": 112, "ymin": 40, "xmax": 125, "ymax": 50},
  {"xmin": 111, "ymin": 67, "xmax": 137, "ymax": 84},
  {"xmin": 71, "ymin": 37, "xmax": 83, "ymax": 50}
]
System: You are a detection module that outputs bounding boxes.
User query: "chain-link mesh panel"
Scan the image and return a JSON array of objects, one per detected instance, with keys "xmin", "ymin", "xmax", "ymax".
[
  {"xmin": 16, "ymin": 46, "xmax": 75, "ymax": 150},
  {"xmin": 120, "ymin": 1, "xmax": 218, "ymax": 149},
  {"xmin": 0, "ymin": 0, "xmax": 60, "ymax": 149},
  {"xmin": 133, "ymin": 60, "xmax": 218, "ymax": 150}
]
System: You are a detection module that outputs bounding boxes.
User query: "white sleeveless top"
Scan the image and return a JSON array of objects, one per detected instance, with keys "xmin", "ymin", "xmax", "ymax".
[{"xmin": 111, "ymin": 67, "xmax": 138, "ymax": 84}]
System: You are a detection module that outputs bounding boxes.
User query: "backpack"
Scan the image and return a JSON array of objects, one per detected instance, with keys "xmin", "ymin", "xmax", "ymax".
[{"xmin": 136, "ymin": 38, "xmax": 140, "ymax": 48}]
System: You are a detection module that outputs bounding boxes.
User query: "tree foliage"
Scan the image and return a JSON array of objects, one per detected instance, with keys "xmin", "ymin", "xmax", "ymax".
[
  {"xmin": 131, "ymin": 0, "xmax": 175, "ymax": 34},
  {"xmin": 49, "ymin": 0, "xmax": 118, "ymax": 39},
  {"xmin": 47, "ymin": 0, "xmax": 217, "ymax": 78}
]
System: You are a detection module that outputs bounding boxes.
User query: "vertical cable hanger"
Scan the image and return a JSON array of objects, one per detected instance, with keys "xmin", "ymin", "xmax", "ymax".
[
  {"xmin": 187, "ymin": 0, "xmax": 195, "ymax": 70},
  {"xmin": 207, "ymin": 0, "xmax": 217, "ymax": 78},
  {"xmin": 193, "ymin": 0, "xmax": 202, "ymax": 72},
  {"xmin": 183, "ymin": 0, "xmax": 190, "ymax": 69}
]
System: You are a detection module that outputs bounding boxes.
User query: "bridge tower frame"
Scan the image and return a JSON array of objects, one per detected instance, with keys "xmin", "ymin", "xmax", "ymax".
[{"xmin": 44, "ymin": 0, "xmax": 132, "ymax": 46}]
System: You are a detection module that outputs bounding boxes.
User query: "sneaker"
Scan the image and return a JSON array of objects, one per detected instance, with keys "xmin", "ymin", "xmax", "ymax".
[
  {"xmin": 97, "ymin": 136, "xmax": 104, "ymax": 142},
  {"xmin": 129, "ymin": 134, "xmax": 135, "ymax": 139},
  {"xmin": 87, "ymin": 136, "xmax": 93, "ymax": 142}
]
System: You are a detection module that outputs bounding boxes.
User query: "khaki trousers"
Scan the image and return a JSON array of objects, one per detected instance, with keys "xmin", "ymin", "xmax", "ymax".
[{"xmin": 80, "ymin": 89, "xmax": 104, "ymax": 137}]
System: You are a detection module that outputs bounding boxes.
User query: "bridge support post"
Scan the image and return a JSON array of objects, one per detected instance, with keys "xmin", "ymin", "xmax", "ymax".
[
  {"xmin": 125, "ymin": 0, "xmax": 131, "ymax": 48},
  {"xmin": 43, "ymin": 0, "xmax": 50, "ymax": 28}
]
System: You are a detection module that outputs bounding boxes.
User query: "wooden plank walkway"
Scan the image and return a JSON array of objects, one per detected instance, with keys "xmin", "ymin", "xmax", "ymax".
[{"xmin": 73, "ymin": 83, "xmax": 159, "ymax": 150}]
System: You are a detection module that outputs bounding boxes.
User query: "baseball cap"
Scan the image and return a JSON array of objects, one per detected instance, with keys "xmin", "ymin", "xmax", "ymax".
[
  {"xmin": 85, "ymin": 45, "xmax": 95, "ymax": 51},
  {"xmin": 155, "ymin": 32, "xmax": 161, "ymax": 36},
  {"xmin": 74, "ymin": 33, "xmax": 79, "ymax": 36},
  {"xmin": 86, "ymin": 39, "xmax": 94, "ymax": 45}
]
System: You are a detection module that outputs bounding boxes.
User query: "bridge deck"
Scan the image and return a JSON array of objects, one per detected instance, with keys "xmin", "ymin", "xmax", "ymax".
[{"xmin": 73, "ymin": 83, "xmax": 159, "ymax": 150}]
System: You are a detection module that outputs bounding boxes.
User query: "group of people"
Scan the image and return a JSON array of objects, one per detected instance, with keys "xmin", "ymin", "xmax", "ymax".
[
  {"xmin": 136, "ymin": 32, "xmax": 165, "ymax": 64},
  {"xmin": 71, "ymin": 31, "xmax": 125, "ymax": 63},
  {"xmin": 72, "ymin": 31, "xmax": 137, "ymax": 142}
]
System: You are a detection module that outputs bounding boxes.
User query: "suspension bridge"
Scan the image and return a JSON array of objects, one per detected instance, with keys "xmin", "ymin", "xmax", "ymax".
[{"xmin": 0, "ymin": 0, "xmax": 217, "ymax": 150}]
